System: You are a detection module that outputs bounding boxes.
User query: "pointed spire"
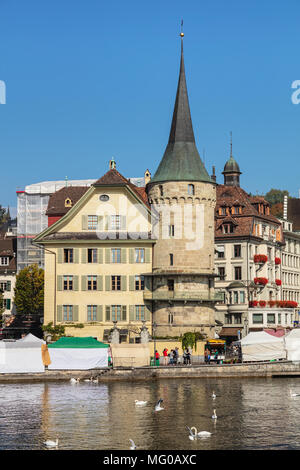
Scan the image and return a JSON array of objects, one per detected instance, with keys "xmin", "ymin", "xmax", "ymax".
[{"xmin": 151, "ymin": 32, "xmax": 211, "ymax": 184}]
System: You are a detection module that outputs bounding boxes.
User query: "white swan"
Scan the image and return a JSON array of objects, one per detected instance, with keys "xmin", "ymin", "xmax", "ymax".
[
  {"xmin": 187, "ymin": 426, "xmax": 212, "ymax": 440},
  {"xmin": 70, "ymin": 377, "xmax": 80, "ymax": 384},
  {"xmin": 154, "ymin": 399, "xmax": 164, "ymax": 412},
  {"xmin": 92, "ymin": 377, "xmax": 99, "ymax": 383},
  {"xmin": 135, "ymin": 400, "xmax": 147, "ymax": 406},
  {"xmin": 44, "ymin": 439, "xmax": 58, "ymax": 448},
  {"xmin": 290, "ymin": 389, "xmax": 300, "ymax": 397},
  {"xmin": 212, "ymin": 409, "xmax": 217, "ymax": 419},
  {"xmin": 129, "ymin": 439, "xmax": 136, "ymax": 450},
  {"xmin": 212, "ymin": 391, "xmax": 216, "ymax": 399}
]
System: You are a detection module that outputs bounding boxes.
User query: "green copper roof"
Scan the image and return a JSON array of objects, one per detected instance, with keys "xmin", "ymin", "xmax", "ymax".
[
  {"xmin": 151, "ymin": 39, "xmax": 211, "ymax": 184},
  {"xmin": 222, "ymin": 155, "xmax": 241, "ymax": 174}
]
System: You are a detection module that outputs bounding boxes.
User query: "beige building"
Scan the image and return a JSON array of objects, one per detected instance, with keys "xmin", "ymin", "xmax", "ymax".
[{"xmin": 34, "ymin": 167, "xmax": 155, "ymax": 342}]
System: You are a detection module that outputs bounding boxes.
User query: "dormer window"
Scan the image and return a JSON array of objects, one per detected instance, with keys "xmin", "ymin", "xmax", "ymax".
[
  {"xmin": 219, "ymin": 207, "xmax": 226, "ymax": 215},
  {"xmin": 188, "ymin": 184, "xmax": 195, "ymax": 195},
  {"xmin": 232, "ymin": 206, "xmax": 241, "ymax": 215},
  {"xmin": 223, "ymin": 223, "xmax": 234, "ymax": 234},
  {"xmin": 0, "ymin": 257, "xmax": 9, "ymax": 266},
  {"xmin": 65, "ymin": 198, "xmax": 72, "ymax": 208}
]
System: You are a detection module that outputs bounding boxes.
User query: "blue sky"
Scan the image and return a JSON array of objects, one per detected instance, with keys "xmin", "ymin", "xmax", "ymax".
[{"xmin": 1, "ymin": 0, "xmax": 300, "ymax": 216}]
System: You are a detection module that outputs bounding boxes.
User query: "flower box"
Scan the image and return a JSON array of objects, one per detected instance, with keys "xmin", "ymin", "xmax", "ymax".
[
  {"xmin": 275, "ymin": 257, "xmax": 281, "ymax": 265},
  {"xmin": 254, "ymin": 254, "xmax": 268, "ymax": 264},
  {"xmin": 249, "ymin": 300, "xmax": 258, "ymax": 307},
  {"xmin": 259, "ymin": 300, "xmax": 266, "ymax": 307},
  {"xmin": 275, "ymin": 279, "xmax": 282, "ymax": 286},
  {"xmin": 254, "ymin": 277, "xmax": 268, "ymax": 286}
]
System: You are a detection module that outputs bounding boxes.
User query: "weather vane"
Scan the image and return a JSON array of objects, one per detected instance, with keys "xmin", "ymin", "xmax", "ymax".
[{"xmin": 180, "ymin": 19, "xmax": 184, "ymax": 37}]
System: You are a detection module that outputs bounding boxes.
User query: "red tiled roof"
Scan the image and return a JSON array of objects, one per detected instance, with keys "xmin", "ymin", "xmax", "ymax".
[{"xmin": 46, "ymin": 186, "xmax": 90, "ymax": 216}]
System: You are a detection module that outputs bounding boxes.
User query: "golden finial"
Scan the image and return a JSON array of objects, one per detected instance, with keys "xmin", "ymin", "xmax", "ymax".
[{"xmin": 180, "ymin": 19, "xmax": 184, "ymax": 37}]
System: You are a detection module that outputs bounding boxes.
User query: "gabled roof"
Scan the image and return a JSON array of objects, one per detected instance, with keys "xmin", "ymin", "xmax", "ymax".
[{"xmin": 151, "ymin": 39, "xmax": 211, "ymax": 184}]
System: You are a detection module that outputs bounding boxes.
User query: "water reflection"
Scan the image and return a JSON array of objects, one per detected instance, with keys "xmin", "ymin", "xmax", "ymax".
[{"xmin": 0, "ymin": 378, "xmax": 300, "ymax": 450}]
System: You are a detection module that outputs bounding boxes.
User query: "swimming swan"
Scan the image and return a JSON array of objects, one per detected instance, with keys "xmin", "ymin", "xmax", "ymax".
[
  {"xmin": 212, "ymin": 409, "xmax": 217, "ymax": 419},
  {"xmin": 135, "ymin": 400, "xmax": 147, "ymax": 406},
  {"xmin": 70, "ymin": 377, "xmax": 80, "ymax": 384},
  {"xmin": 212, "ymin": 391, "xmax": 216, "ymax": 399},
  {"xmin": 44, "ymin": 439, "xmax": 58, "ymax": 447},
  {"xmin": 129, "ymin": 439, "xmax": 136, "ymax": 450},
  {"xmin": 154, "ymin": 399, "xmax": 164, "ymax": 412},
  {"xmin": 290, "ymin": 389, "xmax": 300, "ymax": 397},
  {"xmin": 187, "ymin": 426, "xmax": 212, "ymax": 440}
]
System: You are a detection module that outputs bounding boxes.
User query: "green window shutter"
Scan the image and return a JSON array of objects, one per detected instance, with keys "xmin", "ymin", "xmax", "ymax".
[
  {"xmin": 121, "ymin": 215, "xmax": 126, "ymax": 230},
  {"xmin": 98, "ymin": 216, "xmax": 103, "ymax": 231},
  {"xmin": 6, "ymin": 281, "xmax": 11, "ymax": 292},
  {"xmin": 145, "ymin": 303, "xmax": 151, "ymax": 321},
  {"xmin": 105, "ymin": 276, "xmax": 111, "ymax": 291},
  {"xmin": 97, "ymin": 248, "xmax": 103, "ymax": 263},
  {"xmin": 129, "ymin": 248, "xmax": 134, "ymax": 263},
  {"xmin": 73, "ymin": 305, "xmax": 79, "ymax": 322},
  {"xmin": 57, "ymin": 305, "xmax": 62, "ymax": 322},
  {"xmin": 121, "ymin": 276, "xmax": 127, "ymax": 291},
  {"xmin": 145, "ymin": 248, "xmax": 150, "ymax": 263},
  {"xmin": 121, "ymin": 248, "xmax": 127, "ymax": 263},
  {"xmin": 129, "ymin": 275, "xmax": 135, "ymax": 291},
  {"xmin": 81, "ymin": 276, "xmax": 87, "ymax": 291},
  {"xmin": 105, "ymin": 305, "xmax": 111, "ymax": 321},
  {"xmin": 97, "ymin": 275, "xmax": 103, "ymax": 291},
  {"xmin": 122, "ymin": 305, "xmax": 127, "ymax": 321},
  {"xmin": 96, "ymin": 305, "xmax": 103, "ymax": 322},
  {"xmin": 105, "ymin": 248, "xmax": 110, "ymax": 264},
  {"xmin": 6, "ymin": 299, "xmax": 11, "ymax": 310},
  {"xmin": 57, "ymin": 275, "xmax": 63, "ymax": 291},
  {"xmin": 58, "ymin": 248, "xmax": 63, "ymax": 263},
  {"xmin": 129, "ymin": 305, "xmax": 135, "ymax": 321},
  {"xmin": 82, "ymin": 215, "xmax": 88, "ymax": 230},
  {"xmin": 81, "ymin": 248, "xmax": 87, "ymax": 263},
  {"xmin": 74, "ymin": 248, "xmax": 79, "ymax": 263},
  {"xmin": 73, "ymin": 276, "xmax": 79, "ymax": 291}
]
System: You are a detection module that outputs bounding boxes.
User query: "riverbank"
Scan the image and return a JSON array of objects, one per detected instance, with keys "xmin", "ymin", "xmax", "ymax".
[{"xmin": 0, "ymin": 360, "xmax": 300, "ymax": 383}]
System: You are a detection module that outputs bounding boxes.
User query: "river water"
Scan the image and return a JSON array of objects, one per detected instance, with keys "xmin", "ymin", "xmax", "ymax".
[{"xmin": 0, "ymin": 377, "xmax": 300, "ymax": 450}]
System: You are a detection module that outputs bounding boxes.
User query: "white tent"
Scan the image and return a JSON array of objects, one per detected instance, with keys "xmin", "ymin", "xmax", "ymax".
[
  {"xmin": 240, "ymin": 331, "xmax": 286, "ymax": 362},
  {"xmin": 285, "ymin": 329, "xmax": 300, "ymax": 361},
  {"xmin": 0, "ymin": 334, "xmax": 45, "ymax": 373}
]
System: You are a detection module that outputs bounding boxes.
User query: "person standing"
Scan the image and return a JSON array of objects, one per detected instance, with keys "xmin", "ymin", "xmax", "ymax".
[
  {"xmin": 163, "ymin": 347, "xmax": 168, "ymax": 366},
  {"xmin": 173, "ymin": 348, "xmax": 178, "ymax": 366},
  {"xmin": 155, "ymin": 350, "xmax": 160, "ymax": 366}
]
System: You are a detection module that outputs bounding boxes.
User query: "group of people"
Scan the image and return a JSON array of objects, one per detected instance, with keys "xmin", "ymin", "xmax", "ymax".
[{"xmin": 154, "ymin": 347, "xmax": 192, "ymax": 366}]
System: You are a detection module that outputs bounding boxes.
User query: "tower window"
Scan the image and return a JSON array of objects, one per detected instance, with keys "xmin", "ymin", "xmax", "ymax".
[
  {"xmin": 159, "ymin": 185, "xmax": 163, "ymax": 196},
  {"xmin": 170, "ymin": 254, "xmax": 174, "ymax": 266},
  {"xmin": 188, "ymin": 184, "xmax": 195, "ymax": 195},
  {"xmin": 167, "ymin": 279, "xmax": 174, "ymax": 291}
]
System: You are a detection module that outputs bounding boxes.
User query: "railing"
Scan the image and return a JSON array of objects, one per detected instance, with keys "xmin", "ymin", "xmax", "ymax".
[{"xmin": 143, "ymin": 291, "xmax": 224, "ymax": 302}]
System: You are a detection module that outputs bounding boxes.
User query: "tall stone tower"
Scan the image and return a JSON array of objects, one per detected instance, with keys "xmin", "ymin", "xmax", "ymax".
[{"xmin": 146, "ymin": 36, "xmax": 217, "ymax": 339}]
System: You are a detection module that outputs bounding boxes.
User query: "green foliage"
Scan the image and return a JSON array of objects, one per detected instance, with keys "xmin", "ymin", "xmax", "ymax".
[
  {"xmin": 181, "ymin": 332, "xmax": 206, "ymax": 352},
  {"xmin": 265, "ymin": 188, "xmax": 289, "ymax": 205},
  {"xmin": 63, "ymin": 323, "xmax": 85, "ymax": 328},
  {"xmin": 0, "ymin": 205, "xmax": 7, "ymax": 225},
  {"xmin": 14, "ymin": 264, "xmax": 44, "ymax": 316},
  {"xmin": 42, "ymin": 322, "xmax": 65, "ymax": 341}
]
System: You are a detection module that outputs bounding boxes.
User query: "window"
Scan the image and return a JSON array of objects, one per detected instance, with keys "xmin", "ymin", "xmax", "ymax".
[
  {"xmin": 111, "ymin": 275, "xmax": 121, "ymax": 291},
  {"xmin": 63, "ymin": 275, "xmax": 73, "ymax": 291},
  {"xmin": 223, "ymin": 224, "xmax": 234, "ymax": 234},
  {"xmin": 240, "ymin": 291, "xmax": 245, "ymax": 303},
  {"xmin": 170, "ymin": 254, "xmax": 174, "ymax": 266},
  {"xmin": 87, "ymin": 305, "xmax": 97, "ymax": 322},
  {"xmin": 135, "ymin": 248, "xmax": 145, "ymax": 263},
  {"xmin": 87, "ymin": 275, "xmax": 97, "ymax": 291},
  {"xmin": 159, "ymin": 185, "xmax": 163, "ymax": 196},
  {"xmin": 218, "ymin": 267, "xmax": 225, "ymax": 281},
  {"xmin": 63, "ymin": 305, "xmax": 73, "ymax": 322},
  {"xmin": 135, "ymin": 275, "xmax": 145, "ymax": 291},
  {"xmin": 167, "ymin": 279, "xmax": 174, "ymax": 291},
  {"xmin": 188, "ymin": 184, "xmax": 195, "ymax": 195},
  {"xmin": 111, "ymin": 248, "xmax": 121, "ymax": 263},
  {"xmin": 234, "ymin": 266, "xmax": 242, "ymax": 280},
  {"xmin": 220, "ymin": 207, "xmax": 226, "ymax": 215},
  {"xmin": 135, "ymin": 305, "xmax": 145, "ymax": 321},
  {"xmin": 64, "ymin": 249, "xmax": 73, "ymax": 263},
  {"xmin": 253, "ymin": 314, "xmax": 263, "ymax": 324},
  {"xmin": 267, "ymin": 314, "xmax": 275, "ymax": 324},
  {"xmin": 234, "ymin": 245, "xmax": 241, "ymax": 258},
  {"xmin": 2, "ymin": 298, "xmax": 11, "ymax": 310},
  {"xmin": 0, "ymin": 257, "xmax": 9, "ymax": 265},
  {"xmin": 234, "ymin": 314, "xmax": 242, "ymax": 324},
  {"xmin": 217, "ymin": 246, "xmax": 225, "ymax": 258},
  {"xmin": 233, "ymin": 291, "xmax": 239, "ymax": 304},
  {"xmin": 169, "ymin": 225, "xmax": 175, "ymax": 237},
  {"xmin": 232, "ymin": 206, "xmax": 240, "ymax": 215},
  {"xmin": 225, "ymin": 314, "xmax": 232, "ymax": 324},
  {"xmin": 111, "ymin": 305, "xmax": 126, "ymax": 321},
  {"xmin": 88, "ymin": 248, "xmax": 97, "ymax": 263},
  {"xmin": 168, "ymin": 313, "xmax": 174, "ymax": 324},
  {"xmin": 65, "ymin": 198, "xmax": 72, "ymax": 208},
  {"xmin": 111, "ymin": 215, "xmax": 121, "ymax": 230},
  {"xmin": 278, "ymin": 313, "xmax": 281, "ymax": 324},
  {"xmin": 0, "ymin": 282, "xmax": 7, "ymax": 292},
  {"xmin": 88, "ymin": 215, "xmax": 98, "ymax": 230}
]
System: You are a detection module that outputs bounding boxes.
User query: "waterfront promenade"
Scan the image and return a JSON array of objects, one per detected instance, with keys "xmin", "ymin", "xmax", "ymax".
[{"xmin": 1, "ymin": 360, "xmax": 300, "ymax": 383}]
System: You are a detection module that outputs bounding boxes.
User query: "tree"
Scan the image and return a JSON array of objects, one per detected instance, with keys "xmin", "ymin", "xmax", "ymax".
[
  {"xmin": 265, "ymin": 188, "xmax": 289, "ymax": 206},
  {"xmin": 0, "ymin": 290, "xmax": 5, "ymax": 326},
  {"xmin": 0, "ymin": 205, "xmax": 7, "ymax": 225},
  {"xmin": 14, "ymin": 264, "xmax": 44, "ymax": 316}
]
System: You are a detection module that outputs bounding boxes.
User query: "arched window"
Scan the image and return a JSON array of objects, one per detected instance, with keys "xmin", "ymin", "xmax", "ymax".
[
  {"xmin": 188, "ymin": 184, "xmax": 195, "ymax": 195},
  {"xmin": 65, "ymin": 198, "xmax": 72, "ymax": 208}
]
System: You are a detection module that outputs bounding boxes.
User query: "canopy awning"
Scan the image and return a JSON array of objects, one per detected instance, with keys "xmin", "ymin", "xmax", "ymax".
[
  {"xmin": 48, "ymin": 336, "xmax": 109, "ymax": 349},
  {"xmin": 219, "ymin": 327, "xmax": 241, "ymax": 337}
]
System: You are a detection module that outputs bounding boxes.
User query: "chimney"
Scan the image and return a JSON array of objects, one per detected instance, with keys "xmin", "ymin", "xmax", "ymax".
[
  {"xmin": 283, "ymin": 195, "xmax": 288, "ymax": 220},
  {"xmin": 211, "ymin": 166, "xmax": 216, "ymax": 183}
]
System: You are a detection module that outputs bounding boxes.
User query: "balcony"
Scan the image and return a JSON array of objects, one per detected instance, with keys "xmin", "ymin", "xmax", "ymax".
[{"xmin": 143, "ymin": 290, "xmax": 224, "ymax": 302}]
